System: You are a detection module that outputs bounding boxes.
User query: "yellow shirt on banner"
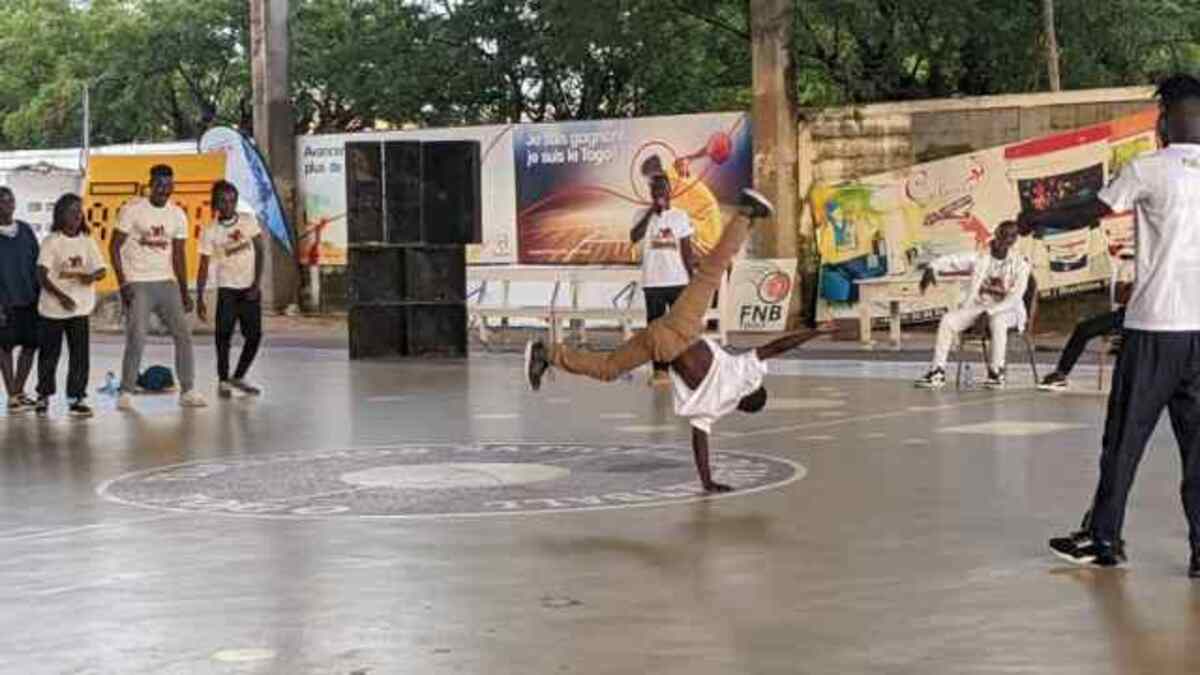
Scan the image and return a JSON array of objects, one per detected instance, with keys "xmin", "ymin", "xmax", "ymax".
[
  {"xmin": 666, "ymin": 164, "xmax": 722, "ymax": 256},
  {"xmin": 811, "ymin": 183, "xmax": 884, "ymax": 265}
]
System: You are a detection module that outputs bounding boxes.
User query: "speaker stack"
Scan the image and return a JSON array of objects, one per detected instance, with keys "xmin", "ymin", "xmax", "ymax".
[{"xmin": 345, "ymin": 140, "xmax": 481, "ymax": 359}]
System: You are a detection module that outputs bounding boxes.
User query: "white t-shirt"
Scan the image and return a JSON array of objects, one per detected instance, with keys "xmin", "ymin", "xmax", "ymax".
[
  {"xmin": 670, "ymin": 338, "xmax": 768, "ymax": 433},
  {"xmin": 114, "ymin": 197, "xmax": 188, "ymax": 283},
  {"xmin": 199, "ymin": 214, "xmax": 263, "ymax": 289},
  {"xmin": 1098, "ymin": 144, "xmax": 1200, "ymax": 331},
  {"xmin": 36, "ymin": 232, "xmax": 107, "ymax": 319},
  {"xmin": 639, "ymin": 208, "xmax": 692, "ymax": 288}
]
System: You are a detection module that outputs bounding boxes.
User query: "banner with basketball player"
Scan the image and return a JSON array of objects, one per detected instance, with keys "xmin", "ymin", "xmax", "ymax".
[
  {"xmin": 513, "ymin": 113, "xmax": 752, "ymax": 264},
  {"xmin": 810, "ymin": 107, "xmax": 1157, "ymax": 321}
]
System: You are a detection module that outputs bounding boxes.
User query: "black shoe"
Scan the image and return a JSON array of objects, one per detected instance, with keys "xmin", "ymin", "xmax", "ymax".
[
  {"xmin": 983, "ymin": 367, "xmax": 1006, "ymax": 390},
  {"xmin": 1190, "ymin": 552, "xmax": 1200, "ymax": 579},
  {"xmin": 1050, "ymin": 529, "xmax": 1127, "ymax": 563},
  {"xmin": 35, "ymin": 397, "xmax": 49, "ymax": 417},
  {"xmin": 1049, "ymin": 532, "xmax": 1124, "ymax": 567},
  {"xmin": 1038, "ymin": 371, "xmax": 1069, "ymax": 392},
  {"xmin": 739, "ymin": 188, "xmax": 775, "ymax": 219},
  {"xmin": 230, "ymin": 379, "xmax": 262, "ymax": 396},
  {"xmin": 68, "ymin": 400, "xmax": 93, "ymax": 418},
  {"xmin": 914, "ymin": 367, "xmax": 946, "ymax": 389},
  {"xmin": 524, "ymin": 340, "xmax": 550, "ymax": 391}
]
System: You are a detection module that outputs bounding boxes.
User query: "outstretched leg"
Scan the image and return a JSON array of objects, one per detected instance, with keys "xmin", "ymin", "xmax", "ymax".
[{"xmin": 528, "ymin": 189, "xmax": 773, "ymax": 389}]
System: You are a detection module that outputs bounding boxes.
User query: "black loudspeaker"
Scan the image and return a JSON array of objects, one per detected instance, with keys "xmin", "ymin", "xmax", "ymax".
[
  {"xmin": 421, "ymin": 141, "xmax": 481, "ymax": 244},
  {"xmin": 345, "ymin": 143, "xmax": 384, "ymax": 244},
  {"xmin": 349, "ymin": 304, "xmax": 467, "ymax": 359},
  {"xmin": 348, "ymin": 245, "xmax": 465, "ymax": 304},
  {"xmin": 385, "ymin": 141, "xmax": 423, "ymax": 244}
]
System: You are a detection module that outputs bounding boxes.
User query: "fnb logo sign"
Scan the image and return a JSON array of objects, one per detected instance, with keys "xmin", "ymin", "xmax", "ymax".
[{"xmin": 739, "ymin": 267, "xmax": 792, "ymax": 327}]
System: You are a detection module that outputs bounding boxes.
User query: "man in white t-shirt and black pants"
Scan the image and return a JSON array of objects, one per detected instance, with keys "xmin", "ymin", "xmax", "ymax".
[
  {"xmin": 631, "ymin": 174, "xmax": 696, "ymax": 386},
  {"xmin": 110, "ymin": 164, "xmax": 207, "ymax": 409},
  {"xmin": 197, "ymin": 180, "xmax": 265, "ymax": 398},
  {"xmin": 1022, "ymin": 75, "xmax": 1200, "ymax": 577}
]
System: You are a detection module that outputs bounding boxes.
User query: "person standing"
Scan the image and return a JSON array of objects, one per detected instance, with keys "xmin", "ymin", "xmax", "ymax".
[
  {"xmin": 0, "ymin": 186, "xmax": 40, "ymax": 413},
  {"xmin": 109, "ymin": 164, "xmax": 206, "ymax": 409},
  {"xmin": 631, "ymin": 174, "xmax": 696, "ymax": 386},
  {"xmin": 196, "ymin": 181, "xmax": 265, "ymax": 398},
  {"xmin": 1023, "ymin": 74, "xmax": 1200, "ymax": 576},
  {"xmin": 34, "ymin": 194, "xmax": 106, "ymax": 417}
]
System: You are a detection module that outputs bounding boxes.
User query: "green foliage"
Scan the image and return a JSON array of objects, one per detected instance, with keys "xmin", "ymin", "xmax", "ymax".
[{"xmin": 0, "ymin": 0, "xmax": 1196, "ymax": 150}]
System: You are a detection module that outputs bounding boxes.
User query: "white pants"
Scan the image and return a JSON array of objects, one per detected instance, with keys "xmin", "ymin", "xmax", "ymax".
[{"xmin": 932, "ymin": 306, "xmax": 1015, "ymax": 372}]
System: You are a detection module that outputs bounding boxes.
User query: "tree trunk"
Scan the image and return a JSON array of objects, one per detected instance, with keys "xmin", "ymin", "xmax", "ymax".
[{"xmin": 1042, "ymin": 0, "xmax": 1061, "ymax": 91}]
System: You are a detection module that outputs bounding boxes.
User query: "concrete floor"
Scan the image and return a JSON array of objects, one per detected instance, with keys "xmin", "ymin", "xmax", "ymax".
[{"xmin": 2, "ymin": 339, "xmax": 1199, "ymax": 674}]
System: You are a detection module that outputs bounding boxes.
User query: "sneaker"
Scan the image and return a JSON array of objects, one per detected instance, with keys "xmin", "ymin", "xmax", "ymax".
[
  {"xmin": 1048, "ymin": 533, "xmax": 1124, "ymax": 568},
  {"xmin": 116, "ymin": 392, "xmax": 135, "ymax": 411},
  {"xmin": 69, "ymin": 400, "xmax": 94, "ymax": 418},
  {"xmin": 15, "ymin": 393, "xmax": 37, "ymax": 408},
  {"xmin": 914, "ymin": 368, "xmax": 946, "ymax": 389},
  {"xmin": 739, "ymin": 188, "xmax": 775, "ymax": 219},
  {"xmin": 179, "ymin": 391, "xmax": 208, "ymax": 408},
  {"xmin": 1049, "ymin": 528, "xmax": 1127, "ymax": 563},
  {"xmin": 524, "ymin": 340, "xmax": 549, "ymax": 391},
  {"xmin": 34, "ymin": 397, "xmax": 49, "ymax": 416},
  {"xmin": 218, "ymin": 381, "xmax": 234, "ymax": 399},
  {"xmin": 1038, "ymin": 371, "xmax": 1069, "ymax": 392},
  {"xmin": 230, "ymin": 379, "xmax": 262, "ymax": 396},
  {"xmin": 1190, "ymin": 552, "xmax": 1200, "ymax": 579},
  {"xmin": 983, "ymin": 368, "xmax": 1006, "ymax": 389},
  {"xmin": 6, "ymin": 397, "xmax": 28, "ymax": 414}
]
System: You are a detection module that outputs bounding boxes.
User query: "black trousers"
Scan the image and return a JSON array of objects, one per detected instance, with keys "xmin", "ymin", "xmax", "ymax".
[
  {"xmin": 216, "ymin": 288, "xmax": 263, "ymax": 381},
  {"xmin": 1056, "ymin": 308, "xmax": 1125, "ymax": 375},
  {"xmin": 1088, "ymin": 330, "xmax": 1200, "ymax": 550},
  {"xmin": 37, "ymin": 316, "xmax": 89, "ymax": 399},
  {"xmin": 644, "ymin": 285, "xmax": 685, "ymax": 372}
]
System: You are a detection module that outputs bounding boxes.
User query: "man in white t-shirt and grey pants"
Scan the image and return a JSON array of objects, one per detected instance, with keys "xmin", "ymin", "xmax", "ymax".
[
  {"xmin": 110, "ymin": 164, "xmax": 207, "ymax": 409},
  {"xmin": 1022, "ymin": 75, "xmax": 1200, "ymax": 576},
  {"xmin": 631, "ymin": 174, "xmax": 696, "ymax": 386}
]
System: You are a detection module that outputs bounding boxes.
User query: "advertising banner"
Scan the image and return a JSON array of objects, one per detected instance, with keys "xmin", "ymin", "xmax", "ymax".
[
  {"xmin": 722, "ymin": 258, "xmax": 797, "ymax": 332},
  {"xmin": 812, "ymin": 108, "xmax": 1157, "ymax": 321},
  {"xmin": 513, "ymin": 113, "xmax": 752, "ymax": 264},
  {"xmin": 296, "ymin": 125, "xmax": 516, "ymax": 266}
]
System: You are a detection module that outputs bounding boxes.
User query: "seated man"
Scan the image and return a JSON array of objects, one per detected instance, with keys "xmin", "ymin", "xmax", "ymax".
[
  {"xmin": 914, "ymin": 220, "xmax": 1031, "ymax": 390},
  {"xmin": 525, "ymin": 189, "xmax": 830, "ymax": 492},
  {"xmin": 1038, "ymin": 249, "xmax": 1134, "ymax": 391}
]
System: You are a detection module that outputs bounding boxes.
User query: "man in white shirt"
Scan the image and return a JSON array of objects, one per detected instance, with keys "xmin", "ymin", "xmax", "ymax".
[
  {"xmin": 1022, "ymin": 74, "xmax": 1200, "ymax": 576},
  {"xmin": 524, "ymin": 189, "xmax": 830, "ymax": 492},
  {"xmin": 631, "ymin": 174, "xmax": 695, "ymax": 386},
  {"xmin": 109, "ymin": 164, "xmax": 207, "ymax": 409},
  {"xmin": 197, "ymin": 180, "xmax": 265, "ymax": 399},
  {"xmin": 913, "ymin": 220, "xmax": 1031, "ymax": 390}
]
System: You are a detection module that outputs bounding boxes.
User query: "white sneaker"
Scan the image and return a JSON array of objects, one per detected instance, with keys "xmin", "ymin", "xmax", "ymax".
[
  {"xmin": 116, "ymin": 392, "xmax": 135, "ymax": 411},
  {"xmin": 179, "ymin": 391, "xmax": 208, "ymax": 408}
]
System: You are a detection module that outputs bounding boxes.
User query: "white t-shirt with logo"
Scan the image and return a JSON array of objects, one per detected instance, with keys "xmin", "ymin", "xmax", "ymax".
[
  {"xmin": 1098, "ymin": 144, "xmax": 1200, "ymax": 331},
  {"xmin": 114, "ymin": 197, "xmax": 189, "ymax": 283},
  {"xmin": 639, "ymin": 208, "xmax": 692, "ymax": 288},
  {"xmin": 670, "ymin": 338, "xmax": 768, "ymax": 433},
  {"xmin": 199, "ymin": 214, "xmax": 263, "ymax": 289},
  {"xmin": 36, "ymin": 232, "xmax": 107, "ymax": 319}
]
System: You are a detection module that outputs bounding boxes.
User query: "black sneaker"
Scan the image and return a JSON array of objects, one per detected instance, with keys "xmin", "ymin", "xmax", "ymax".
[
  {"xmin": 1048, "ymin": 533, "xmax": 1124, "ymax": 567},
  {"xmin": 69, "ymin": 400, "xmax": 93, "ymax": 418},
  {"xmin": 914, "ymin": 367, "xmax": 946, "ymax": 389},
  {"xmin": 739, "ymin": 188, "xmax": 775, "ymax": 219},
  {"xmin": 524, "ymin": 340, "xmax": 550, "ymax": 391},
  {"xmin": 1038, "ymin": 371, "xmax": 1069, "ymax": 392},
  {"xmin": 35, "ymin": 397, "xmax": 49, "ymax": 417},
  {"xmin": 983, "ymin": 368, "xmax": 1006, "ymax": 389},
  {"xmin": 230, "ymin": 379, "xmax": 262, "ymax": 396},
  {"xmin": 1049, "ymin": 529, "xmax": 1127, "ymax": 563}
]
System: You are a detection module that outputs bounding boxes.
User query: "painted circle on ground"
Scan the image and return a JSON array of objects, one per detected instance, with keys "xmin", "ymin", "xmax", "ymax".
[{"xmin": 97, "ymin": 443, "xmax": 803, "ymax": 519}]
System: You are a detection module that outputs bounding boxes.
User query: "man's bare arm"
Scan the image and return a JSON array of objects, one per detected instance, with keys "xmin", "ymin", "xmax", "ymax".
[
  {"xmin": 630, "ymin": 208, "xmax": 653, "ymax": 243},
  {"xmin": 691, "ymin": 426, "xmax": 730, "ymax": 493},
  {"xmin": 754, "ymin": 327, "xmax": 832, "ymax": 361}
]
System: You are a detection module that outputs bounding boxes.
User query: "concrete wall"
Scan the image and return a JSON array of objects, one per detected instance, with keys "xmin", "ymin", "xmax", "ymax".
[{"xmin": 796, "ymin": 86, "xmax": 1156, "ymax": 248}]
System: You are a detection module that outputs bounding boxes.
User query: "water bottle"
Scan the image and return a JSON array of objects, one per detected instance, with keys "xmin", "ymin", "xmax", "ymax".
[
  {"xmin": 99, "ymin": 371, "xmax": 118, "ymax": 396},
  {"xmin": 962, "ymin": 363, "xmax": 975, "ymax": 389}
]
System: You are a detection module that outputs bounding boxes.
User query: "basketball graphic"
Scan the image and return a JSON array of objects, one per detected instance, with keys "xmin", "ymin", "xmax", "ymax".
[
  {"xmin": 757, "ymin": 270, "xmax": 792, "ymax": 304},
  {"xmin": 706, "ymin": 132, "xmax": 732, "ymax": 165}
]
